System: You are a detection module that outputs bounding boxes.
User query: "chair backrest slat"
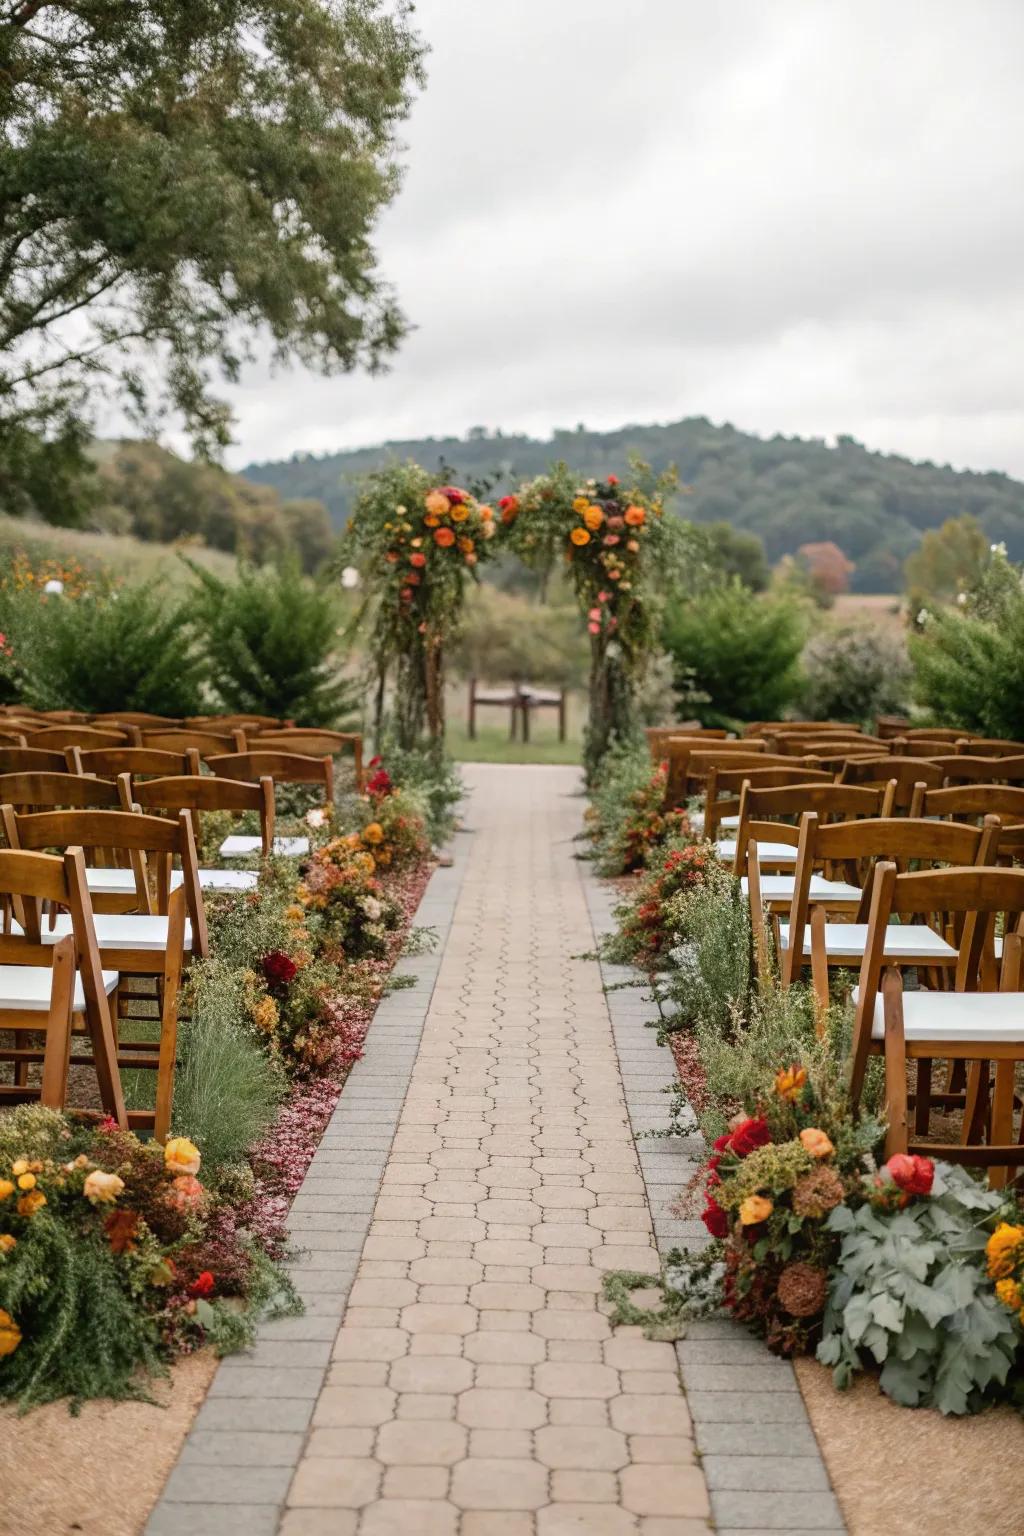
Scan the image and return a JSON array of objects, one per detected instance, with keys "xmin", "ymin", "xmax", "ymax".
[
  {"xmin": 207, "ymin": 750, "xmax": 333, "ymax": 802},
  {"xmin": 71, "ymin": 746, "xmax": 202, "ymax": 780}
]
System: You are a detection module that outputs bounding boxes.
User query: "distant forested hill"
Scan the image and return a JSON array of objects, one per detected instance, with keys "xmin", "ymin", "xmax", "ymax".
[{"xmin": 241, "ymin": 418, "xmax": 1024, "ymax": 592}]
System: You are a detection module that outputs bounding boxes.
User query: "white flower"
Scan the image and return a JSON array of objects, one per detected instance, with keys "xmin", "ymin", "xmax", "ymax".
[
  {"xmin": 42, "ymin": 578, "xmax": 64, "ymax": 595},
  {"xmin": 340, "ymin": 566, "xmax": 361, "ymax": 590},
  {"xmin": 991, "ymin": 541, "xmax": 1007, "ymax": 557},
  {"xmin": 916, "ymin": 608, "xmax": 930, "ymax": 625},
  {"xmin": 361, "ymin": 896, "xmax": 383, "ymax": 921},
  {"xmin": 305, "ymin": 807, "xmax": 328, "ymax": 828},
  {"xmin": 956, "ymin": 592, "xmax": 968, "ymax": 606}
]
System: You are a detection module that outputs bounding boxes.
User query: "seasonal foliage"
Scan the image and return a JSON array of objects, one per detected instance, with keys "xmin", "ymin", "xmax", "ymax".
[
  {"xmin": 347, "ymin": 463, "xmax": 499, "ymax": 747},
  {"xmin": 0, "ymin": 1111, "xmax": 297, "ymax": 1409},
  {"xmin": 910, "ymin": 544, "xmax": 1024, "ymax": 737},
  {"xmin": 584, "ymin": 745, "xmax": 691, "ymax": 877},
  {"xmin": 663, "ymin": 580, "xmax": 807, "ymax": 728},
  {"xmin": 3, "ymin": 579, "xmax": 205, "ymax": 716},
  {"xmin": 503, "ymin": 461, "xmax": 689, "ymax": 778},
  {"xmin": 800, "ymin": 624, "xmax": 911, "ymax": 724},
  {"xmin": 189, "ymin": 559, "xmax": 356, "ymax": 726}
]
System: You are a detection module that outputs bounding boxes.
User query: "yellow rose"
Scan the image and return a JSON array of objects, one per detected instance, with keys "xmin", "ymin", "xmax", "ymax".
[
  {"xmin": 0, "ymin": 1309, "xmax": 21, "ymax": 1358},
  {"xmin": 572, "ymin": 496, "xmax": 590, "ymax": 513},
  {"xmin": 164, "ymin": 1137, "xmax": 201, "ymax": 1177},
  {"xmin": 739, "ymin": 1195, "xmax": 773, "ymax": 1226},
  {"xmin": 362, "ymin": 822, "xmax": 384, "ymax": 845},
  {"xmin": 799, "ymin": 1128, "xmax": 834, "ymax": 1160},
  {"xmin": 569, "ymin": 527, "xmax": 591, "ymax": 547},
  {"xmin": 16, "ymin": 1172, "xmax": 36, "ymax": 1191},
  {"xmin": 450, "ymin": 503, "xmax": 470, "ymax": 522},
  {"xmin": 11, "ymin": 1160, "xmax": 28, "ymax": 1178},
  {"xmin": 16, "ymin": 1190, "xmax": 46, "ymax": 1218},
  {"xmin": 0, "ymin": 1179, "xmax": 14, "ymax": 1202},
  {"xmin": 0, "ymin": 1234, "xmax": 16, "ymax": 1253},
  {"xmin": 424, "ymin": 491, "xmax": 449, "ymax": 516},
  {"xmin": 83, "ymin": 1170, "xmax": 124, "ymax": 1205}
]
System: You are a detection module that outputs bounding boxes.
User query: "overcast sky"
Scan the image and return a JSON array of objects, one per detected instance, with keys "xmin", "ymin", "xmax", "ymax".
[{"xmin": 163, "ymin": 1, "xmax": 1024, "ymax": 475}]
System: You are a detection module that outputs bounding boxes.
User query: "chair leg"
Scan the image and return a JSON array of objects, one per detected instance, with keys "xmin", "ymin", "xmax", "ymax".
[
  {"xmin": 913, "ymin": 1058, "xmax": 933, "ymax": 1136},
  {"xmin": 882, "ymin": 969, "xmax": 909, "ymax": 1160},
  {"xmin": 963, "ymin": 1061, "xmax": 990, "ymax": 1146},
  {"xmin": 41, "ymin": 937, "xmax": 76, "ymax": 1110},
  {"xmin": 809, "ymin": 906, "xmax": 829, "ymax": 1032},
  {"xmin": 990, "ymin": 1061, "xmax": 1015, "ymax": 1191}
]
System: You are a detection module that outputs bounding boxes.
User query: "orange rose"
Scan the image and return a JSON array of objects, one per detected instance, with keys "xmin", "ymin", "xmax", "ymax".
[
  {"xmin": 624, "ymin": 505, "xmax": 646, "ymax": 527},
  {"xmin": 434, "ymin": 527, "xmax": 456, "ymax": 548},
  {"xmin": 362, "ymin": 822, "xmax": 384, "ymax": 845},
  {"xmin": 423, "ymin": 513, "xmax": 441, "ymax": 528},
  {"xmin": 0, "ymin": 1234, "xmax": 15, "ymax": 1253},
  {"xmin": 799, "ymin": 1128, "xmax": 834, "ymax": 1159},
  {"xmin": 450, "ymin": 504, "xmax": 470, "ymax": 522},
  {"xmin": 424, "ymin": 491, "xmax": 449, "ymax": 516},
  {"xmin": 458, "ymin": 536, "xmax": 474, "ymax": 554},
  {"xmin": 0, "ymin": 1180, "xmax": 13, "ymax": 1202},
  {"xmin": 16, "ymin": 1190, "xmax": 46, "ymax": 1217},
  {"xmin": 479, "ymin": 505, "xmax": 494, "ymax": 521},
  {"xmin": 570, "ymin": 527, "xmax": 591, "ymax": 547},
  {"xmin": 739, "ymin": 1195, "xmax": 773, "ymax": 1226},
  {"xmin": 583, "ymin": 505, "xmax": 604, "ymax": 531},
  {"xmin": 0, "ymin": 1308, "xmax": 21, "ymax": 1357}
]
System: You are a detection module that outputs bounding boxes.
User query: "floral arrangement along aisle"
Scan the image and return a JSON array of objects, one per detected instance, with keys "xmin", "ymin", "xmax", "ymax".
[
  {"xmin": 502, "ymin": 459, "xmax": 687, "ymax": 779},
  {"xmin": 346, "ymin": 463, "xmax": 498, "ymax": 747}
]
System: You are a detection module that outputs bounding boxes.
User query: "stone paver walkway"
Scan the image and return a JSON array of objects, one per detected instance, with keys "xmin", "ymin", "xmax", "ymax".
[{"xmin": 282, "ymin": 764, "xmax": 711, "ymax": 1536}]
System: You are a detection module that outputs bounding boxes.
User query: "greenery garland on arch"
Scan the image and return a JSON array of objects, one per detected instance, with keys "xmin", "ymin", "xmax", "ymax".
[
  {"xmin": 346, "ymin": 462, "xmax": 498, "ymax": 748},
  {"xmin": 500, "ymin": 459, "xmax": 687, "ymax": 779}
]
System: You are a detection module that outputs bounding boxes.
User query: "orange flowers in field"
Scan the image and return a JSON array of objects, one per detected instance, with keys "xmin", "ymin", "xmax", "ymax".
[{"xmin": 434, "ymin": 526, "xmax": 456, "ymax": 548}]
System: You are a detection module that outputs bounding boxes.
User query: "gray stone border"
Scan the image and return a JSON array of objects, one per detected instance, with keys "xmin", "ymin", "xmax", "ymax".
[
  {"xmin": 145, "ymin": 838, "xmax": 471, "ymax": 1536},
  {"xmin": 581, "ymin": 866, "xmax": 846, "ymax": 1536}
]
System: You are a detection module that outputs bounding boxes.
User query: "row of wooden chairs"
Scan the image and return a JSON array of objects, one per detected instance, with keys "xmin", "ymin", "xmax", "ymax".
[{"xmin": 724, "ymin": 776, "xmax": 1024, "ymax": 1185}]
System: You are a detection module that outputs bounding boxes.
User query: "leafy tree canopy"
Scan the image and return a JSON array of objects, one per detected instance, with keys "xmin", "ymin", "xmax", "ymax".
[{"xmin": 0, "ymin": 0, "xmax": 425, "ymax": 519}]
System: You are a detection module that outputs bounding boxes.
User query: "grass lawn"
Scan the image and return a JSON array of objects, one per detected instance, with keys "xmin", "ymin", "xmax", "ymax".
[{"xmin": 446, "ymin": 684, "xmax": 583, "ymax": 764}]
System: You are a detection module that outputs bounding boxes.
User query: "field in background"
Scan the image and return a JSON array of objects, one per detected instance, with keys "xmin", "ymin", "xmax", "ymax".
[
  {"xmin": 0, "ymin": 517, "xmax": 238, "ymax": 589},
  {"xmin": 832, "ymin": 591, "xmax": 907, "ymax": 637}
]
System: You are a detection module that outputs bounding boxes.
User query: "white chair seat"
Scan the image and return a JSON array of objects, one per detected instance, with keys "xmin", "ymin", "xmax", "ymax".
[
  {"xmin": 219, "ymin": 835, "xmax": 309, "ymax": 858},
  {"xmin": 84, "ymin": 867, "xmax": 140, "ymax": 896},
  {"xmin": 171, "ymin": 869, "xmax": 259, "ymax": 893},
  {"xmin": 13, "ymin": 914, "xmax": 191, "ymax": 952},
  {"xmin": 0, "ymin": 965, "xmax": 119, "ymax": 1013},
  {"xmin": 742, "ymin": 874, "xmax": 861, "ymax": 903},
  {"xmin": 719, "ymin": 839, "xmax": 797, "ymax": 864},
  {"xmin": 853, "ymin": 986, "xmax": 1024, "ymax": 1043},
  {"xmin": 779, "ymin": 922, "xmax": 958, "ymax": 963}
]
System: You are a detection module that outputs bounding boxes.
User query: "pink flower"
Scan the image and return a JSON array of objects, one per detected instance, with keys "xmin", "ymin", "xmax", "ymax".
[
  {"xmin": 603, "ymin": 534, "xmax": 621, "ymax": 546},
  {"xmin": 587, "ymin": 622, "xmax": 601, "ymax": 634}
]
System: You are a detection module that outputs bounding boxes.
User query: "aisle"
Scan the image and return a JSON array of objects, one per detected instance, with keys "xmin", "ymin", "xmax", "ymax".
[{"xmin": 281, "ymin": 764, "xmax": 710, "ymax": 1535}]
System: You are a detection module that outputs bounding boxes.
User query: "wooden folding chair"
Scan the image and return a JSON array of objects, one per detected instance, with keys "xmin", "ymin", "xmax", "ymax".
[
  {"xmin": 0, "ymin": 845, "xmax": 126, "ymax": 1125},
  {"xmin": 23, "ymin": 724, "xmax": 138, "ymax": 751},
  {"xmin": 69, "ymin": 745, "xmax": 202, "ymax": 781},
  {"xmin": 887, "ymin": 738, "xmax": 947, "ymax": 758},
  {"xmin": 778, "ymin": 812, "xmax": 999, "ymax": 995},
  {"xmin": 2, "ymin": 809, "xmax": 207, "ymax": 1141},
  {"xmin": 664, "ymin": 740, "xmax": 774, "ymax": 804},
  {"xmin": 647, "ymin": 725, "xmax": 726, "ymax": 759},
  {"xmin": 141, "ymin": 728, "xmax": 244, "ymax": 759},
  {"xmin": 0, "ymin": 729, "xmax": 27, "ymax": 749},
  {"xmin": 0, "ymin": 772, "xmax": 148, "ymax": 913},
  {"xmin": 91, "ymin": 712, "xmax": 184, "ymax": 729},
  {"xmin": 956, "ymin": 738, "xmax": 1024, "ymax": 758},
  {"xmin": 773, "ymin": 733, "xmax": 889, "ymax": 758},
  {"xmin": 840, "ymin": 754, "xmax": 944, "ymax": 808},
  {"xmin": 121, "ymin": 773, "xmax": 275, "ymax": 892},
  {"xmin": 850, "ymin": 863, "xmax": 1024, "ymax": 1186},
  {"xmin": 208, "ymin": 749, "xmax": 335, "ymax": 805},
  {"xmin": 0, "ymin": 747, "xmax": 67, "ymax": 775},
  {"xmin": 244, "ymin": 730, "xmax": 365, "ymax": 791},
  {"xmin": 731, "ymin": 780, "xmax": 896, "ymax": 877},
  {"xmin": 703, "ymin": 764, "xmax": 835, "ymax": 843},
  {"xmin": 185, "ymin": 714, "xmax": 285, "ymax": 732},
  {"xmin": 932, "ymin": 754, "xmax": 1024, "ymax": 786}
]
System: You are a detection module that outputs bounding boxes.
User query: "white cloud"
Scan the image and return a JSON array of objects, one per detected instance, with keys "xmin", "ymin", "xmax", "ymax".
[{"xmin": 113, "ymin": 0, "xmax": 1024, "ymax": 476}]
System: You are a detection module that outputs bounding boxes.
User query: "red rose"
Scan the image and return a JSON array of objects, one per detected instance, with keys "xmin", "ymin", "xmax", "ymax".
[
  {"xmin": 606, "ymin": 474, "xmax": 619, "ymax": 485},
  {"xmin": 885, "ymin": 1153, "xmax": 934, "ymax": 1196},
  {"xmin": 367, "ymin": 768, "xmax": 392, "ymax": 797},
  {"xmin": 369, "ymin": 756, "xmax": 382, "ymax": 768},
  {"xmin": 702, "ymin": 1198, "xmax": 729, "ymax": 1238},
  {"xmin": 439, "ymin": 485, "xmax": 467, "ymax": 504},
  {"xmin": 188, "ymin": 1271, "xmax": 215, "ymax": 1299},
  {"xmin": 262, "ymin": 950, "xmax": 298, "ymax": 990},
  {"xmin": 409, "ymin": 552, "xmax": 427, "ymax": 568},
  {"xmin": 727, "ymin": 1117, "xmax": 771, "ymax": 1159}
]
